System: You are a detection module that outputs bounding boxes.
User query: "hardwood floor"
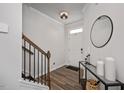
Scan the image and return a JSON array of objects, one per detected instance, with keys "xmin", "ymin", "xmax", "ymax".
[{"xmin": 50, "ymin": 66, "xmax": 83, "ymax": 90}]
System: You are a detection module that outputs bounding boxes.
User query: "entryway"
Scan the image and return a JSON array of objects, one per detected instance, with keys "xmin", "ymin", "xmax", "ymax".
[{"xmin": 67, "ymin": 28, "xmax": 83, "ymax": 67}]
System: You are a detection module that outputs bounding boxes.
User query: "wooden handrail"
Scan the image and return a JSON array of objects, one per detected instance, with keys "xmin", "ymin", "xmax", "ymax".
[{"xmin": 22, "ymin": 34, "xmax": 47, "ymax": 55}]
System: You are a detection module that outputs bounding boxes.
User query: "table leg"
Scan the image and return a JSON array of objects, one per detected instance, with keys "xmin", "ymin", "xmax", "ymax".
[
  {"xmin": 85, "ymin": 67, "xmax": 87, "ymax": 80},
  {"xmin": 105, "ymin": 85, "xmax": 108, "ymax": 90},
  {"xmin": 84, "ymin": 67, "xmax": 87, "ymax": 90},
  {"xmin": 121, "ymin": 85, "xmax": 124, "ymax": 90},
  {"xmin": 79, "ymin": 62, "xmax": 80, "ymax": 83}
]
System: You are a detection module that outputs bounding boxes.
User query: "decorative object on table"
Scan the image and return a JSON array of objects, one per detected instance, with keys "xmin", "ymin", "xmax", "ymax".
[
  {"xmin": 90, "ymin": 15, "xmax": 113, "ymax": 48},
  {"xmin": 105, "ymin": 57, "xmax": 116, "ymax": 81},
  {"xmin": 96, "ymin": 59, "xmax": 105, "ymax": 76},
  {"xmin": 86, "ymin": 79, "xmax": 100, "ymax": 90},
  {"xmin": 85, "ymin": 54, "xmax": 90, "ymax": 64},
  {"xmin": 81, "ymin": 48, "xmax": 83, "ymax": 54}
]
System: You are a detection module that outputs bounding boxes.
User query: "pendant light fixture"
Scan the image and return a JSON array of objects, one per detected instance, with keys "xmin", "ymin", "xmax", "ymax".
[{"xmin": 60, "ymin": 11, "xmax": 68, "ymax": 20}]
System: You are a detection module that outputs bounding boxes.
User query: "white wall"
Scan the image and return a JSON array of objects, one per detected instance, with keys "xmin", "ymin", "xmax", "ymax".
[
  {"xmin": 83, "ymin": 3, "xmax": 124, "ymax": 87},
  {"xmin": 0, "ymin": 4, "xmax": 22, "ymax": 89},
  {"xmin": 22, "ymin": 5, "xmax": 65, "ymax": 71}
]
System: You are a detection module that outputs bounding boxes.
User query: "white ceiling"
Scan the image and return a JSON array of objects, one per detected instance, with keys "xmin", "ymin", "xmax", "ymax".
[{"xmin": 27, "ymin": 3, "xmax": 87, "ymax": 25}]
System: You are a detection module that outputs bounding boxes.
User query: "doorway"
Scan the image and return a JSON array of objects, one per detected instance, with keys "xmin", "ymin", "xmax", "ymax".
[{"xmin": 67, "ymin": 28, "xmax": 83, "ymax": 67}]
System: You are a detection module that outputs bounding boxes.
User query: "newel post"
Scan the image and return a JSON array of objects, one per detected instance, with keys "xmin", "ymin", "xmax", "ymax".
[{"xmin": 47, "ymin": 51, "xmax": 51, "ymax": 89}]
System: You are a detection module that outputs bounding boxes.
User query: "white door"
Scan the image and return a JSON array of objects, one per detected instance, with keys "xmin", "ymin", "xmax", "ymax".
[{"xmin": 68, "ymin": 31, "xmax": 83, "ymax": 67}]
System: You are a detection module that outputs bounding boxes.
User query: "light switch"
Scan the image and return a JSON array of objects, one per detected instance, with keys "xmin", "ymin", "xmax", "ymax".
[{"xmin": 0, "ymin": 22, "xmax": 8, "ymax": 33}]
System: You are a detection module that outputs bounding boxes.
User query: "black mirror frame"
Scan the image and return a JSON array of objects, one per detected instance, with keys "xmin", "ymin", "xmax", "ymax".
[{"xmin": 90, "ymin": 15, "xmax": 113, "ymax": 48}]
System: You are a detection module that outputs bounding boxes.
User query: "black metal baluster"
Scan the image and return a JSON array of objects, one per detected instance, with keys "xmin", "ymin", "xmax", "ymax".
[
  {"xmin": 38, "ymin": 50, "xmax": 39, "ymax": 83},
  {"xmin": 46, "ymin": 58, "xmax": 48, "ymax": 86},
  {"xmin": 22, "ymin": 40, "xmax": 23, "ymax": 77},
  {"xmin": 24, "ymin": 40, "xmax": 26, "ymax": 80},
  {"xmin": 29, "ymin": 44, "xmax": 31, "ymax": 81},
  {"xmin": 34, "ymin": 47, "xmax": 35, "ymax": 82},
  {"xmin": 44, "ymin": 55, "xmax": 46, "ymax": 85},
  {"xmin": 41, "ymin": 53, "xmax": 43, "ymax": 84}
]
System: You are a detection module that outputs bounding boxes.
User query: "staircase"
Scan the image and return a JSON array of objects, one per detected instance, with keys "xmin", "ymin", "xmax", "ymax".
[{"xmin": 22, "ymin": 34, "xmax": 51, "ymax": 89}]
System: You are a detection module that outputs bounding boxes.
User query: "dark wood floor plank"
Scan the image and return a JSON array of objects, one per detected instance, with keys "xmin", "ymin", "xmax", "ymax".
[{"xmin": 50, "ymin": 66, "xmax": 84, "ymax": 90}]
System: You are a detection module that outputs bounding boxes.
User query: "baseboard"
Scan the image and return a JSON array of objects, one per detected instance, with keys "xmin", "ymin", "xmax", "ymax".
[
  {"xmin": 19, "ymin": 79, "xmax": 49, "ymax": 90},
  {"xmin": 51, "ymin": 63, "xmax": 65, "ymax": 72}
]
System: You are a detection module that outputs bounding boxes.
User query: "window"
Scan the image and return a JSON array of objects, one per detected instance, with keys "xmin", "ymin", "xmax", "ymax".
[{"xmin": 70, "ymin": 28, "xmax": 83, "ymax": 34}]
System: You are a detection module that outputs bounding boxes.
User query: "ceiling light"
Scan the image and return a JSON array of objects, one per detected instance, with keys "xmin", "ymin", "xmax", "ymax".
[{"xmin": 60, "ymin": 11, "xmax": 68, "ymax": 20}]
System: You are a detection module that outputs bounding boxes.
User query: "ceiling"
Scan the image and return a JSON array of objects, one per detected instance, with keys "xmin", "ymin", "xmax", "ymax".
[{"xmin": 27, "ymin": 3, "xmax": 87, "ymax": 25}]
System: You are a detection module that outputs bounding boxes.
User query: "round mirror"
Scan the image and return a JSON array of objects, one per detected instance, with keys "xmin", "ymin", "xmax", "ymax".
[{"xmin": 90, "ymin": 15, "xmax": 113, "ymax": 48}]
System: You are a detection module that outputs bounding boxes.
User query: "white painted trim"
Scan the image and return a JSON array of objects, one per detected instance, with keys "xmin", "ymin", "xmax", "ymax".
[{"xmin": 19, "ymin": 79, "xmax": 49, "ymax": 90}]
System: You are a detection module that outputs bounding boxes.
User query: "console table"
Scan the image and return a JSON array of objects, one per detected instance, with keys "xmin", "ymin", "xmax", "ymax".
[{"xmin": 79, "ymin": 61, "xmax": 124, "ymax": 90}]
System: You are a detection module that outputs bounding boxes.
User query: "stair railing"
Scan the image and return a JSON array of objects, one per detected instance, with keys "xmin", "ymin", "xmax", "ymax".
[{"xmin": 22, "ymin": 33, "xmax": 51, "ymax": 89}]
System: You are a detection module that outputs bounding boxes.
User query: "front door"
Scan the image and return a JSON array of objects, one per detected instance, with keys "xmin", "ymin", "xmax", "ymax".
[{"xmin": 68, "ymin": 31, "xmax": 83, "ymax": 67}]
